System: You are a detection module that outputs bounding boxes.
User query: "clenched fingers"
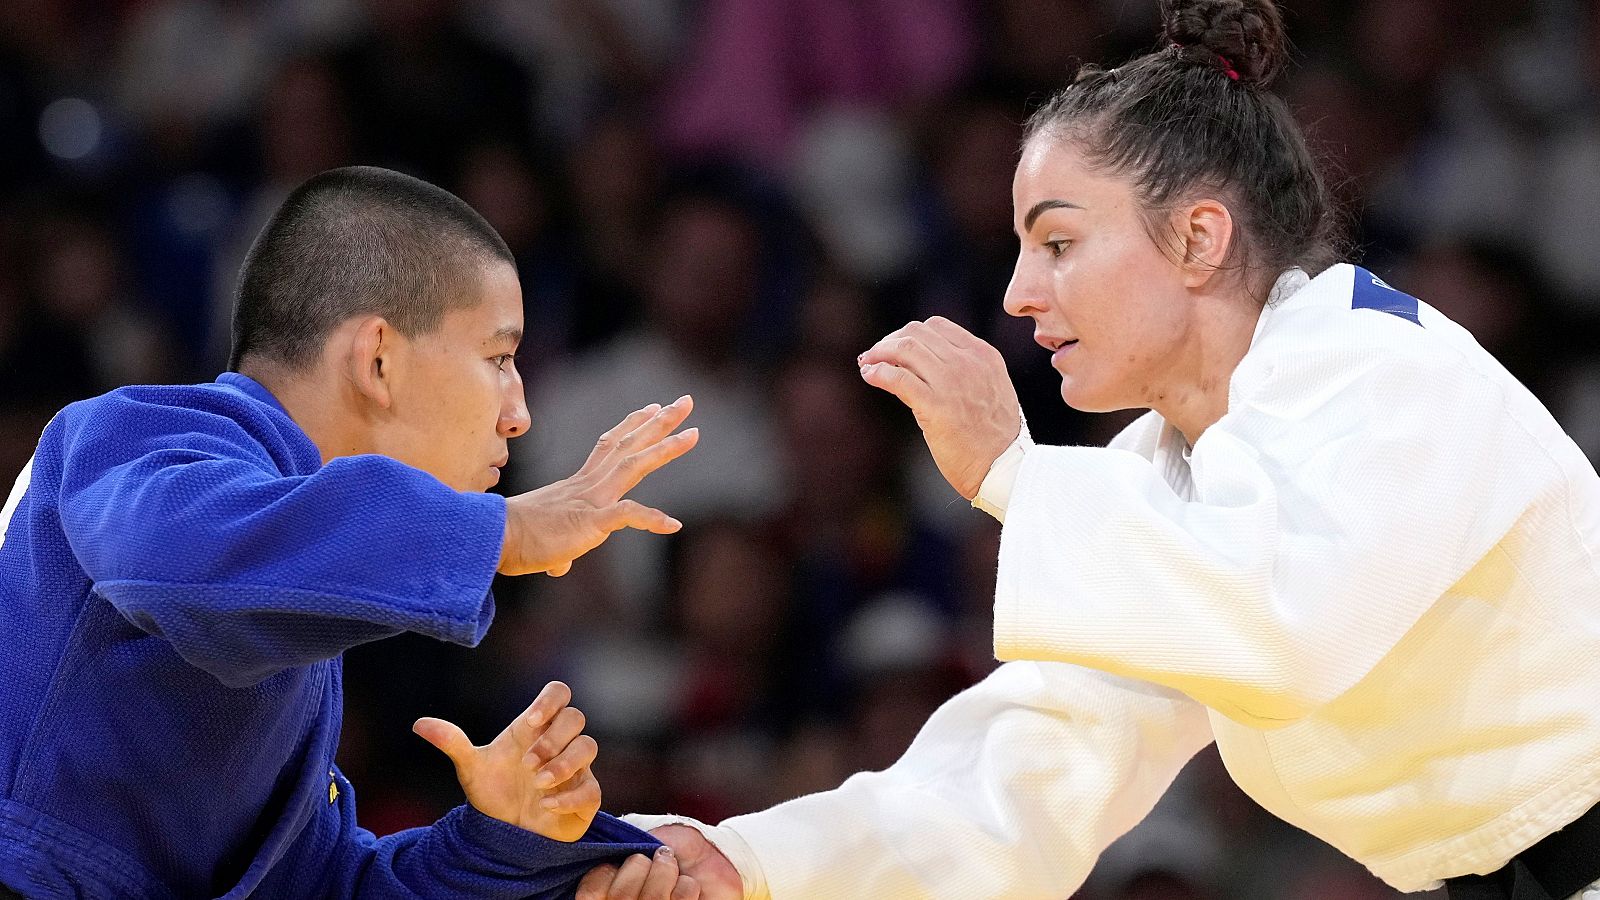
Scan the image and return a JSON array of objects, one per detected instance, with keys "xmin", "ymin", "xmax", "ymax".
[
  {"xmin": 577, "ymin": 863, "xmax": 620, "ymax": 900},
  {"xmin": 531, "ymin": 734, "xmax": 599, "ymax": 789},
  {"xmin": 605, "ymin": 852, "xmax": 654, "ymax": 900},
  {"xmin": 539, "ymin": 769, "xmax": 601, "ymax": 813},
  {"xmin": 859, "ymin": 361, "xmax": 932, "ymax": 409},
  {"xmin": 639, "ymin": 847, "xmax": 683, "ymax": 900},
  {"xmin": 525, "ymin": 706, "xmax": 589, "ymax": 769}
]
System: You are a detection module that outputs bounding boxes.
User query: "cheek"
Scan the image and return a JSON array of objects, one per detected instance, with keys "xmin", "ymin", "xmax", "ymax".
[{"xmin": 1057, "ymin": 283, "xmax": 1184, "ymax": 407}]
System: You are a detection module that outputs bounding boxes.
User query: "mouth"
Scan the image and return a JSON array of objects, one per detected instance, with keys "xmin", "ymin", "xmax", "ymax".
[{"xmin": 1035, "ymin": 334, "xmax": 1079, "ymax": 363}]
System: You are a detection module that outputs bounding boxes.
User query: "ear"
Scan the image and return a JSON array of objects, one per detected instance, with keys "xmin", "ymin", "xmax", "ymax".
[
  {"xmin": 344, "ymin": 315, "xmax": 395, "ymax": 410},
  {"xmin": 1176, "ymin": 199, "xmax": 1235, "ymax": 289}
]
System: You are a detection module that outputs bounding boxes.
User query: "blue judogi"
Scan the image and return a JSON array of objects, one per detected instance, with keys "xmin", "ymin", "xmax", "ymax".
[{"xmin": 0, "ymin": 373, "xmax": 658, "ymax": 898}]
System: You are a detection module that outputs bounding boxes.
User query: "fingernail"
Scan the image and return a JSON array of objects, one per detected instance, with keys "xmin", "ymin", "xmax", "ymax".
[
  {"xmin": 535, "ymin": 772, "xmax": 556, "ymax": 788},
  {"xmin": 856, "ymin": 353, "xmax": 864, "ymax": 364},
  {"xmin": 655, "ymin": 846, "xmax": 674, "ymax": 860}
]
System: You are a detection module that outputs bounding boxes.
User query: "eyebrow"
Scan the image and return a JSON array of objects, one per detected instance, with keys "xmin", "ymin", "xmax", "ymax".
[
  {"xmin": 1024, "ymin": 199, "xmax": 1084, "ymax": 232},
  {"xmin": 490, "ymin": 326, "xmax": 523, "ymax": 346}
]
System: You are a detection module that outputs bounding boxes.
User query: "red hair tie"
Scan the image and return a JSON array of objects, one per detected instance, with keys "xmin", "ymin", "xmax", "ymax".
[{"xmin": 1171, "ymin": 42, "xmax": 1241, "ymax": 81}]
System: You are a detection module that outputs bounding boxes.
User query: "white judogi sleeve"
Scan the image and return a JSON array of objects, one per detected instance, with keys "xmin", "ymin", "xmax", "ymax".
[
  {"xmin": 629, "ymin": 661, "xmax": 1212, "ymax": 899},
  {"xmin": 991, "ymin": 287, "xmax": 1541, "ymax": 727}
]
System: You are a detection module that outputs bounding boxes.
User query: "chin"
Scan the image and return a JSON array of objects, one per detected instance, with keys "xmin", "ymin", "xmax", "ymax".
[{"xmin": 1058, "ymin": 378, "xmax": 1107, "ymax": 413}]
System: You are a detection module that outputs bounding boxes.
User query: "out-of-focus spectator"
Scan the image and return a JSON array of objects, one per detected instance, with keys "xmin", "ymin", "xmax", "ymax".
[
  {"xmin": 660, "ymin": 0, "xmax": 977, "ymax": 169},
  {"xmin": 332, "ymin": 0, "xmax": 535, "ymax": 181},
  {"xmin": 477, "ymin": 0, "xmax": 686, "ymax": 142},
  {"xmin": 211, "ymin": 54, "xmax": 355, "ymax": 368},
  {"xmin": 515, "ymin": 184, "xmax": 785, "ymax": 614}
]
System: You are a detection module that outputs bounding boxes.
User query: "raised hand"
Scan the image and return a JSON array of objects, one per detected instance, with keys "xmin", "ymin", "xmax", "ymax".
[
  {"xmin": 412, "ymin": 680, "xmax": 601, "ymax": 841},
  {"xmin": 499, "ymin": 397, "xmax": 699, "ymax": 576},
  {"xmin": 859, "ymin": 317, "xmax": 1021, "ymax": 500}
]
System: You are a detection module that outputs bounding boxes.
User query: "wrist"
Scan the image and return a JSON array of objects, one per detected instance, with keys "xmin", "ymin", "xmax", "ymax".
[{"xmin": 499, "ymin": 495, "xmax": 523, "ymax": 572}]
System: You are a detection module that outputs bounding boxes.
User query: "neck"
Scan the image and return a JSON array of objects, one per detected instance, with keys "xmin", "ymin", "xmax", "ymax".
[
  {"xmin": 1149, "ymin": 286, "xmax": 1265, "ymax": 447},
  {"xmin": 238, "ymin": 359, "xmax": 370, "ymax": 465}
]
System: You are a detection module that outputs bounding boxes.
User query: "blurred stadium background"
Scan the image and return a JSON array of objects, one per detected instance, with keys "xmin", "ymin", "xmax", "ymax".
[{"xmin": 3, "ymin": 0, "xmax": 1598, "ymax": 896}]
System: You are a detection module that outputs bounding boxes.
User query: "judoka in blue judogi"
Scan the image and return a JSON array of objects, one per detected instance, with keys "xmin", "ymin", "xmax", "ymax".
[{"xmin": 0, "ymin": 166, "xmax": 700, "ymax": 899}]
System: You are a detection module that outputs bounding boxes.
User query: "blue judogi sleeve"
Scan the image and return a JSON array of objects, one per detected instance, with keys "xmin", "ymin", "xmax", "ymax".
[
  {"xmin": 256, "ymin": 769, "xmax": 661, "ymax": 899},
  {"xmin": 53, "ymin": 389, "xmax": 505, "ymax": 688}
]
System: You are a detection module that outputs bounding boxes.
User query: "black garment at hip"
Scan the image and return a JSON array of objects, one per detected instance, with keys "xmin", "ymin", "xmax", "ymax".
[{"xmin": 1446, "ymin": 800, "xmax": 1600, "ymax": 900}]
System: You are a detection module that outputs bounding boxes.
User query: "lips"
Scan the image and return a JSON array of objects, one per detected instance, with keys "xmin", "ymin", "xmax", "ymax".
[{"xmin": 1034, "ymin": 333, "xmax": 1079, "ymax": 367}]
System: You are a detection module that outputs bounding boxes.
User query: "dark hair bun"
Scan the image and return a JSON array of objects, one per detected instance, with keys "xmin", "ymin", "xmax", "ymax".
[{"xmin": 1162, "ymin": 0, "xmax": 1288, "ymax": 87}]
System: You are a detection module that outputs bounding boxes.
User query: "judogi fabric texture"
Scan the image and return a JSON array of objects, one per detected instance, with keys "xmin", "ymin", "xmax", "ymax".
[
  {"xmin": 0, "ymin": 373, "xmax": 658, "ymax": 899},
  {"xmin": 632, "ymin": 264, "xmax": 1600, "ymax": 897}
]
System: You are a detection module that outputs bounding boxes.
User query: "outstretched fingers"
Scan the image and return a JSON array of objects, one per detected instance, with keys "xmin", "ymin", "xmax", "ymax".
[
  {"xmin": 511, "ymin": 681, "xmax": 573, "ymax": 752},
  {"xmin": 596, "ymin": 427, "xmax": 700, "ymax": 498},
  {"xmin": 578, "ymin": 404, "xmax": 663, "ymax": 478},
  {"xmin": 599, "ymin": 499, "xmax": 683, "ymax": 536}
]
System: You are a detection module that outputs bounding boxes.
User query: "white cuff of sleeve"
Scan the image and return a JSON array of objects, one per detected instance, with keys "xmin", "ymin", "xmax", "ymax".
[
  {"xmin": 622, "ymin": 813, "xmax": 769, "ymax": 900},
  {"xmin": 972, "ymin": 420, "xmax": 1032, "ymax": 523}
]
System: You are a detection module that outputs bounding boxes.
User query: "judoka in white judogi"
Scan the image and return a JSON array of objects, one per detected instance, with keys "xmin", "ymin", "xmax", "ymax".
[{"xmin": 628, "ymin": 264, "xmax": 1600, "ymax": 899}]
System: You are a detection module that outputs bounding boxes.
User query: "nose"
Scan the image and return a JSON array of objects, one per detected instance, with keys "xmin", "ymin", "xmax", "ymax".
[
  {"xmin": 498, "ymin": 362, "xmax": 532, "ymax": 438},
  {"xmin": 1002, "ymin": 251, "xmax": 1050, "ymax": 319}
]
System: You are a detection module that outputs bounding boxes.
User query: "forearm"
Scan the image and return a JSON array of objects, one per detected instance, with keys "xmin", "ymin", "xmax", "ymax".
[
  {"xmin": 636, "ymin": 663, "xmax": 1211, "ymax": 900},
  {"xmin": 279, "ymin": 784, "xmax": 661, "ymax": 900}
]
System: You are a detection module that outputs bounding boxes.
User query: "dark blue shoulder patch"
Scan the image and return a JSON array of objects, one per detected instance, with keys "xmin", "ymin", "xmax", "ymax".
[{"xmin": 1351, "ymin": 266, "xmax": 1422, "ymax": 326}]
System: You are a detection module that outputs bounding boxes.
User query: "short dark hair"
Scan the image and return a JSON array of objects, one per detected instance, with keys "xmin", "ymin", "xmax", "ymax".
[
  {"xmin": 1023, "ymin": 0, "xmax": 1345, "ymax": 296},
  {"xmin": 229, "ymin": 166, "xmax": 515, "ymax": 370}
]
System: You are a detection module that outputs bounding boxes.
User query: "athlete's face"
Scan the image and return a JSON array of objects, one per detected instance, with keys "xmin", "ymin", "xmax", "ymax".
[
  {"xmin": 1004, "ymin": 135, "xmax": 1199, "ymax": 413},
  {"xmin": 375, "ymin": 261, "xmax": 530, "ymax": 492}
]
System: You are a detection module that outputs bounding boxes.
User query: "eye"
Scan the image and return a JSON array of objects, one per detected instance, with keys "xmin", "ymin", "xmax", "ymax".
[
  {"xmin": 1045, "ymin": 239, "xmax": 1072, "ymax": 258},
  {"xmin": 493, "ymin": 354, "xmax": 515, "ymax": 371}
]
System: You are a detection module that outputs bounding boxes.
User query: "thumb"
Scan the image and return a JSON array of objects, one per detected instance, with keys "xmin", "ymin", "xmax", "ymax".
[
  {"xmin": 546, "ymin": 560, "xmax": 572, "ymax": 577},
  {"xmin": 413, "ymin": 717, "xmax": 476, "ymax": 774}
]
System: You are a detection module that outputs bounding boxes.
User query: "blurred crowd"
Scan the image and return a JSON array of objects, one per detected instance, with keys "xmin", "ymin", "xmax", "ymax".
[{"xmin": 3, "ymin": 0, "xmax": 1598, "ymax": 897}]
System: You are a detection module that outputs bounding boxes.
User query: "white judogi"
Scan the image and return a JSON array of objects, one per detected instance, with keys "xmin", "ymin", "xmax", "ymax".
[{"xmin": 630, "ymin": 264, "xmax": 1600, "ymax": 897}]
